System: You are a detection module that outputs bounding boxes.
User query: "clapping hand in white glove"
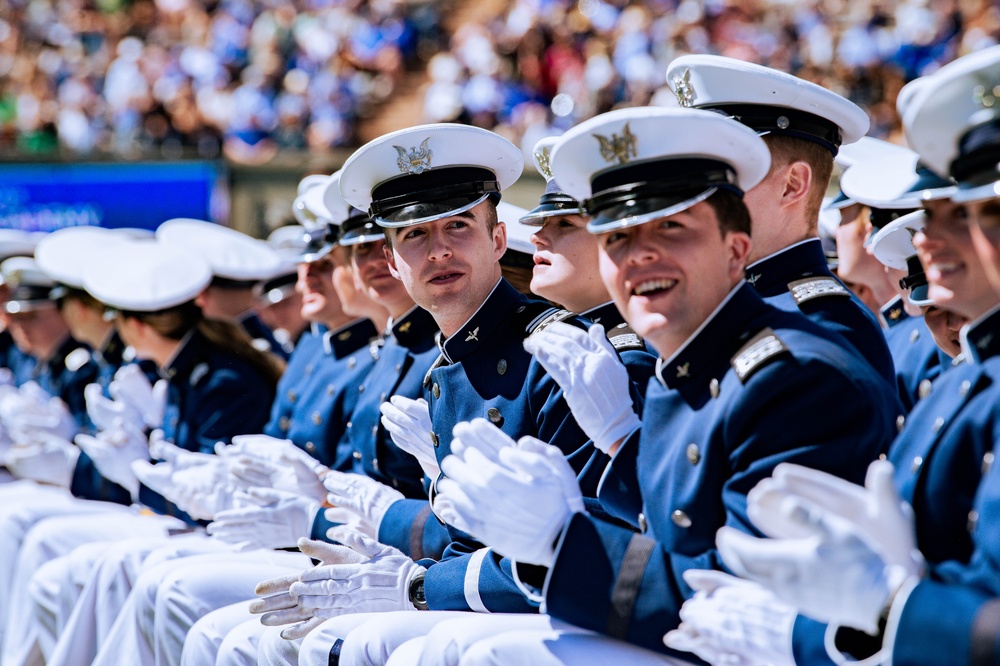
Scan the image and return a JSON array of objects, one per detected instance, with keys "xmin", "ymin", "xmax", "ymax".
[
  {"xmin": 207, "ymin": 488, "xmax": 320, "ymax": 550},
  {"xmin": 250, "ymin": 536, "xmax": 374, "ymax": 639},
  {"xmin": 664, "ymin": 570, "xmax": 796, "ymax": 666},
  {"xmin": 131, "ymin": 456, "xmax": 239, "ymax": 520},
  {"xmin": 290, "ymin": 526, "xmax": 425, "ymax": 620},
  {"xmin": 6, "ymin": 432, "xmax": 80, "ymax": 487},
  {"xmin": 85, "ymin": 383, "xmax": 145, "ymax": 433},
  {"xmin": 322, "ymin": 470, "xmax": 404, "ymax": 536},
  {"xmin": 379, "ymin": 396, "xmax": 440, "ymax": 479},
  {"xmin": 434, "ymin": 419, "xmax": 584, "ymax": 567},
  {"xmin": 3, "ymin": 382, "xmax": 78, "ymax": 442},
  {"xmin": 524, "ymin": 322, "xmax": 640, "ymax": 454},
  {"xmin": 218, "ymin": 435, "xmax": 328, "ymax": 501},
  {"xmin": 148, "ymin": 429, "xmax": 216, "ymax": 469},
  {"xmin": 717, "ymin": 461, "xmax": 922, "ymax": 635},
  {"xmin": 109, "ymin": 364, "xmax": 167, "ymax": 429},
  {"xmin": 74, "ymin": 419, "xmax": 150, "ymax": 497}
]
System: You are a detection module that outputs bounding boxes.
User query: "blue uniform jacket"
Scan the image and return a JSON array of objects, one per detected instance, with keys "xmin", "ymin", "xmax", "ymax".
[
  {"xmin": 21, "ymin": 334, "xmax": 99, "ymax": 430},
  {"xmin": 881, "ymin": 300, "xmax": 950, "ymax": 414},
  {"xmin": 540, "ymin": 282, "xmax": 900, "ymax": 655},
  {"xmin": 264, "ymin": 319, "xmax": 379, "ymax": 469},
  {"xmin": 747, "ymin": 238, "xmax": 896, "ymax": 385},
  {"xmin": 314, "ymin": 307, "xmax": 442, "ymax": 544},
  {"xmin": 135, "ymin": 329, "xmax": 278, "ymax": 523}
]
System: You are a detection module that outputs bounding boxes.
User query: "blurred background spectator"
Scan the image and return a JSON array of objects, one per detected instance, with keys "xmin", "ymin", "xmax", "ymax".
[{"xmin": 1, "ymin": 0, "xmax": 997, "ymax": 163}]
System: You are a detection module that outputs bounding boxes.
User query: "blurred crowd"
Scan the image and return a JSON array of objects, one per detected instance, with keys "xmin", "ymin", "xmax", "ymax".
[
  {"xmin": 1, "ymin": 0, "xmax": 998, "ymax": 160},
  {"xmin": 0, "ymin": 0, "xmax": 443, "ymax": 160}
]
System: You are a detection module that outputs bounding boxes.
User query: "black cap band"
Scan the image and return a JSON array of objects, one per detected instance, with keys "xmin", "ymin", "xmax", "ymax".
[
  {"xmin": 370, "ymin": 167, "xmax": 500, "ymax": 225},
  {"xmin": 704, "ymin": 103, "xmax": 843, "ymax": 154},
  {"xmin": 952, "ymin": 119, "xmax": 1000, "ymax": 183},
  {"xmin": 870, "ymin": 207, "xmax": 917, "ymax": 231}
]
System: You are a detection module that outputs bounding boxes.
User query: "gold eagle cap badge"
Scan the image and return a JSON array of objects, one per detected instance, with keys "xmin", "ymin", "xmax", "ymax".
[
  {"xmin": 533, "ymin": 143, "xmax": 553, "ymax": 180},
  {"xmin": 394, "ymin": 138, "xmax": 433, "ymax": 174},
  {"xmin": 593, "ymin": 122, "xmax": 638, "ymax": 165},
  {"xmin": 671, "ymin": 68, "xmax": 696, "ymax": 107}
]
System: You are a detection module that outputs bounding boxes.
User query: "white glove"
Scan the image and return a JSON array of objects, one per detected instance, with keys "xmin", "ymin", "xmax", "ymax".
[
  {"xmin": 218, "ymin": 435, "xmax": 328, "ymax": 502},
  {"xmin": 524, "ymin": 322, "xmax": 640, "ymax": 454},
  {"xmin": 748, "ymin": 461, "xmax": 924, "ymax": 578},
  {"xmin": 148, "ymin": 430, "xmax": 216, "ymax": 469},
  {"xmin": 718, "ymin": 464, "xmax": 921, "ymax": 634},
  {"xmin": 109, "ymin": 364, "xmax": 167, "ymax": 429},
  {"xmin": 0, "ymin": 368, "xmax": 14, "ymax": 387},
  {"xmin": 250, "ymin": 536, "xmax": 376, "ymax": 639},
  {"xmin": 207, "ymin": 488, "xmax": 320, "ymax": 550},
  {"xmin": 290, "ymin": 526, "xmax": 425, "ymax": 619},
  {"xmin": 379, "ymin": 396, "xmax": 440, "ymax": 479},
  {"xmin": 74, "ymin": 419, "xmax": 150, "ymax": 497},
  {"xmin": 6, "ymin": 432, "xmax": 80, "ymax": 487},
  {"xmin": 435, "ymin": 419, "xmax": 584, "ymax": 567},
  {"xmin": 131, "ymin": 457, "xmax": 239, "ymax": 520},
  {"xmin": 3, "ymin": 382, "xmax": 78, "ymax": 442},
  {"xmin": 322, "ymin": 470, "xmax": 405, "ymax": 534},
  {"xmin": 664, "ymin": 570, "xmax": 796, "ymax": 666},
  {"xmin": 85, "ymin": 383, "xmax": 145, "ymax": 433}
]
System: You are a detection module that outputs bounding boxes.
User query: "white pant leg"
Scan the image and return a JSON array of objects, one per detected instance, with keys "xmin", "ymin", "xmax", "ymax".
[
  {"xmin": 257, "ymin": 626, "xmax": 304, "ymax": 666},
  {"xmin": 180, "ymin": 600, "xmax": 254, "ymax": 666},
  {"xmin": 418, "ymin": 614, "xmax": 561, "ymax": 666},
  {"xmin": 384, "ymin": 637, "xmax": 426, "ymax": 666},
  {"xmin": 313, "ymin": 612, "xmax": 470, "ymax": 666},
  {"xmin": 154, "ymin": 551, "xmax": 311, "ymax": 666},
  {"xmin": 460, "ymin": 628, "xmax": 691, "ymax": 666},
  {"xmin": 215, "ymin": 617, "xmax": 269, "ymax": 666},
  {"xmin": 296, "ymin": 614, "xmax": 386, "ymax": 666},
  {"xmin": 3, "ymin": 505, "xmax": 176, "ymax": 666}
]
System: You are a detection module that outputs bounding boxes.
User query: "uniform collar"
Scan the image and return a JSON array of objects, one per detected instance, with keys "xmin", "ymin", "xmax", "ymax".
[
  {"xmin": 879, "ymin": 295, "xmax": 910, "ymax": 329},
  {"xmin": 960, "ymin": 302, "xmax": 1000, "ymax": 364},
  {"xmin": 41, "ymin": 334, "xmax": 89, "ymax": 374},
  {"xmin": 160, "ymin": 329, "xmax": 201, "ymax": 380},
  {"xmin": 745, "ymin": 238, "xmax": 829, "ymax": 296},
  {"xmin": 439, "ymin": 278, "xmax": 518, "ymax": 363},
  {"xmin": 656, "ymin": 280, "xmax": 763, "ymax": 389},
  {"xmin": 94, "ymin": 329, "xmax": 126, "ymax": 367},
  {"xmin": 389, "ymin": 306, "xmax": 439, "ymax": 348},
  {"xmin": 325, "ymin": 318, "xmax": 378, "ymax": 359},
  {"xmin": 580, "ymin": 301, "xmax": 625, "ymax": 328}
]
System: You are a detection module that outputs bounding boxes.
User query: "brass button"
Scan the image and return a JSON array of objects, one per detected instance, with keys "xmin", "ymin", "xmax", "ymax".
[
  {"xmin": 347, "ymin": 358, "xmax": 356, "ymax": 370},
  {"xmin": 911, "ymin": 456, "xmax": 923, "ymax": 472},
  {"xmin": 932, "ymin": 416, "xmax": 944, "ymax": 432},
  {"xmin": 709, "ymin": 379, "xmax": 719, "ymax": 399},
  {"xmin": 983, "ymin": 452, "xmax": 994, "ymax": 475},
  {"xmin": 671, "ymin": 510, "xmax": 692, "ymax": 529},
  {"xmin": 380, "ymin": 393, "xmax": 387, "ymax": 401},
  {"xmin": 432, "ymin": 383, "xmax": 440, "ymax": 399},
  {"xmin": 637, "ymin": 512, "xmax": 647, "ymax": 533},
  {"xmin": 392, "ymin": 478, "xmax": 399, "ymax": 488},
  {"xmin": 372, "ymin": 426, "xmax": 378, "ymax": 435},
  {"xmin": 968, "ymin": 510, "xmax": 979, "ymax": 533},
  {"xmin": 279, "ymin": 416, "xmax": 290, "ymax": 431},
  {"xmin": 312, "ymin": 412, "xmax": 323, "ymax": 425},
  {"xmin": 305, "ymin": 442, "xmax": 316, "ymax": 452},
  {"xmin": 430, "ymin": 431, "xmax": 439, "ymax": 448},
  {"xmin": 359, "ymin": 385, "xmax": 365, "ymax": 393},
  {"xmin": 327, "ymin": 384, "xmax": 335, "ymax": 396},
  {"xmin": 896, "ymin": 415, "xmax": 906, "ymax": 432},
  {"xmin": 395, "ymin": 363, "xmax": 403, "ymax": 372},
  {"xmin": 287, "ymin": 390, "xmax": 298, "ymax": 403},
  {"xmin": 959, "ymin": 380, "xmax": 971, "ymax": 397},
  {"xmin": 487, "ymin": 408, "xmax": 503, "ymax": 425},
  {"xmin": 909, "ymin": 329, "xmax": 920, "ymax": 343},
  {"xmin": 346, "ymin": 421, "xmax": 353, "ymax": 429},
  {"xmin": 353, "ymin": 451, "xmax": 362, "ymax": 461},
  {"xmin": 918, "ymin": 379, "xmax": 933, "ymax": 400},
  {"xmin": 305, "ymin": 363, "xmax": 314, "ymax": 375},
  {"xmin": 373, "ymin": 458, "xmax": 380, "ymax": 471},
  {"xmin": 686, "ymin": 443, "xmax": 700, "ymax": 465},
  {"xmin": 497, "ymin": 359, "xmax": 507, "ymax": 376}
]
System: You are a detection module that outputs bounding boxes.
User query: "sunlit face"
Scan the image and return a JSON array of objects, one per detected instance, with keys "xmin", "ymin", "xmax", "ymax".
[
  {"xmin": 835, "ymin": 205, "xmax": 883, "ymax": 289},
  {"xmin": 7, "ymin": 304, "xmax": 68, "ymax": 359},
  {"xmin": 968, "ymin": 197, "xmax": 1000, "ymax": 297},
  {"xmin": 596, "ymin": 201, "xmax": 750, "ymax": 357},
  {"xmin": 352, "ymin": 239, "xmax": 413, "ymax": 317},
  {"xmin": 922, "ymin": 304, "xmax": 966, "ymax": 359},
  {"xmin": 256, "ymin": 292, "xmax": 305, "ymax": 337},
  {"xmin": 529, "ymin": 214, "xmax": 608, "ymax": 313},
  {"xmin": 297, "ymin": 252, "xmax": 344, "ymax": 325},
  {"xmin": 914, "ymin": 199, "xmax": 998, "ymax": 319},
  {"xmin": 741, "ymin": 166, "xmax": 784, "ymax": 263},
  {"xmin": 385, "ymin": 201, "xmax": 505, "ymax": 336}
]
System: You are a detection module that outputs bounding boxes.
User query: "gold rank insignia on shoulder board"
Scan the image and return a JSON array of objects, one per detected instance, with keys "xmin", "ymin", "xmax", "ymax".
[
  {"xmin": 787, "ymin": 277, "xmax": 850, "ymax": 305},
  {"xmin": 606, "ymin": 322, "xmax": 645, "ymax": 353},
  {"xmin": 731, "ymin": 328, "xmax": 789, "ymax": 383},
  {"xmin": 526, "ymin": 308, "xmax": 575, "ymax": 336}
]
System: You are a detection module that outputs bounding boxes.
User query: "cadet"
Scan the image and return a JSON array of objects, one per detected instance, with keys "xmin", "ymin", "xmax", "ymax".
[
  {"xmin": 423, "ymin": 106, "xmax": 900, "ymax": 665},
  {"xmin": 668, "ymin": 45, "xmax": 1000, "ymax": 666},
  {"xmin": 666, "ymin": 54, "xmax": 895, "ymax": 384},
  {"xmin": 0, "ymin": 229, "xmax": 44, "ymax": 381}
]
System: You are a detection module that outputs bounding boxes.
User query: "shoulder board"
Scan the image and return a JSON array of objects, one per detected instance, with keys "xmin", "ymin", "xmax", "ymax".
[
  {"xmin": 605, "ymin": 322, "xmax": 645, "ymax": 353},
  {"xmin": 731, "ymin": 328, "xmax": 790, "ymax": 383},
  {"xmin": 787, "ymin": 277, "xmax": 851, "ymax": 305},
  {"xmin": 189, "ymin": 362, "xmax": 210, "ymax": 387},
  {"xmin": 526, "ymin": 307, "xmax": 576, "ymax": 337},
  {"xmin": 64, "ymin": 347, "xmax": 92, "ymax": 373}
]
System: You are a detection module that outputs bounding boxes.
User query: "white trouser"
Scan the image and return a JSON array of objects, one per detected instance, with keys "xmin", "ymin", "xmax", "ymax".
[
  {"xmin": 257, "ymin": 626, "xmax": 304, "ymax": 666},
  {"xmin": 94, "ymin": 544, "xmax": 307, "ymax": 666},
  {"xmin": 459, "ymin": 627, "xmax": 690, "ymax": 666},
  {"xmin": 180, "ymin": 601, "xmax": 255, "ymax": 666},
  {"xmin": 298, "ymin": 611, "xmax": 466, "ymax": 666},
  {"xmin": 2, "ymin": 503, "xmax": 173, "ymax": 666},
  {"xmin": 215, "ymin": 616, "xmax": 270, "ymax": 666},
  {"xmin": 384, "ymin": 638, "xmax": 427, "ymax": 666},
  {"xmin": 416, "ymin": 614, "xmax": 570, "ymax": 666}
]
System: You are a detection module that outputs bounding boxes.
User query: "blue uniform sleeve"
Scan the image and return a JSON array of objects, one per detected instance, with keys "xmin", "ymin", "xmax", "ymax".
[
  {"xmin": 376, "ymin": 498, "xmax": 451, "ymax": 561},
  {"xmin": 423, "ymin": 544, "xmax": 539, "ymax": 614}
]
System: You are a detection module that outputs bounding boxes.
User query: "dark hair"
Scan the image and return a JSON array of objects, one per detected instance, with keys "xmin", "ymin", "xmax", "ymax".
[
  {"xmin": 705, "ymin": 189, "xmax": 753, "ymax": 237},
  {"xmin": 763, "ymin": 134, "xmax": 834, "ymax": 230}
]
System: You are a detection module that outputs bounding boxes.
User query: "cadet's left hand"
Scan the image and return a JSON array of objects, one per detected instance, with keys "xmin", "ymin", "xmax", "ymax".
[
  {"xmin": 6, "ymin": 432, "xmax": 80, "ymax": 487},
  {"xmin": 524, "ymin": 322, "xmax": 640, "ymax": 454},
  {"xmin": 664, "ymin": 570, "xmax": 796, "ymax": 666},
  {"xmin": 322, "ymin": 470, "xmax": 405, "ymax": 534},
  {"xmin": 109, "ymin": 364, "xmax": 167, "ymax": 429},
  {"xmin": 290, "ymin": 527, "xmax": 425, "ymax": 618},
  {"xmin": 3, "ymin": 382, "xmax": 78, "ymax": 442},
  {"xmin": 435, "ymin": 419, "xmax": 584, "ymax": 567},
  {"xmin": 75, "ymin": 419, "xmax": 150, "ymax": 497},
  {"xmin": 207, "ymin": 488, "xmax": 320, "ymax": 550}
]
